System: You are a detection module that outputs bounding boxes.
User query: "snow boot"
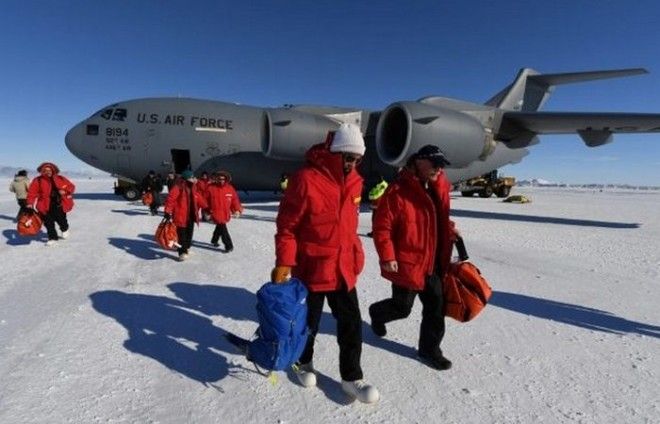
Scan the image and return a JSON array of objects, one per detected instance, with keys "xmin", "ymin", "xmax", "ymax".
[
  {"xmin": 368, "ymin": 305, "xmax": 386, "ymax": 337},
  {"xmin": 293, "ymin": 361, "xmax": 316, "ymax": 388},
  {"xmin": 60, "ymin": 230, "xmax": 70, "ymax": 239},
  {"xmin": 341, "ymin": 379, "xmax": 380, "ymax": 403},
  {"xmin": 418, "ymin": 351, "xmax": 452, "ymax": 371}
]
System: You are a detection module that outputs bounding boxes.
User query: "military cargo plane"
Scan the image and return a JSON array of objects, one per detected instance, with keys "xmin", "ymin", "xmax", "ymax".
[{"xmin": 65, "ymin": 68, "xmax": 660, "ymax": 200}]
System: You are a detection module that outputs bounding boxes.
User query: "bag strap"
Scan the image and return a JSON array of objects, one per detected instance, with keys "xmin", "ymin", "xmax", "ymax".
[{"xmin": 455, "ymin": 236, "xmax": 469, "ymax": 261}]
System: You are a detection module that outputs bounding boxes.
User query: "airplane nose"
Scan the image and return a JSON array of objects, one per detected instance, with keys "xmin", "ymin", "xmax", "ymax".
[{"xmin": 65, "ymin": 122, "xmax": 88, "ymax": 162}]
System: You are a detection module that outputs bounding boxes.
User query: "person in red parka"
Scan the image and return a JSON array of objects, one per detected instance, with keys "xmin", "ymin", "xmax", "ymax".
[
  {"xmin": 26, "ymin": 162, "xmax": 75, "ymax": 246},
  {"xmin": 369, "ymin": 145, "xmax": 459, "ymax": 371},
  {"xmin": 272, "ymin": 123, "xmax": 379, "ymax": 404},
  {"xmin": 163, "ymin": 170, "xmax": 207, "ymax": 261},
  {"xmin": 206, "ymin": 171, "xmax": 242, "ymax": 252},
  {"xmin": 196, "ymin": 171, "xmax": 211, "ymax": 221}
]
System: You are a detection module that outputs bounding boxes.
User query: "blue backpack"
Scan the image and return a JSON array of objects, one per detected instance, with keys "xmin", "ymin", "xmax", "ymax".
[{"xmin": 247, "ymin": 278, "xmax": 309, "ymax": 371}]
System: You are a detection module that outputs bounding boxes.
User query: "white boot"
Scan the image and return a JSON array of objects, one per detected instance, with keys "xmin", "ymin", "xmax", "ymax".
[
  {"xmin": 60, "ymin": 230, "xmax": 70, "ymax": 239},
  {"xmin": 341, "ymin": 379, "xmax": 380, "ymax": 404},
  {"xmin": 45, "ymin": 240, "xmax": 57, "ymax": 247},
  {"xmin": 293, "ymin": 361, "xmax": 316, "ymax": 388}
]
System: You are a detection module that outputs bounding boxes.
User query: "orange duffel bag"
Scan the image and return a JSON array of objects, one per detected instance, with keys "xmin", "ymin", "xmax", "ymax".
[
  {"xmin": 155, "ymin": 218, "xmax": 180, "ymax": 250},
  {"xmin": 444, "ymin": 237, "xmax": 492, "ymax": 322},
  {"xmin": 142, "ymin": 192, "xmax": 153, "ymax": 206},
  {"xmin": 17, "ymin": 209, "xmax": 43, "ymax": 236}
]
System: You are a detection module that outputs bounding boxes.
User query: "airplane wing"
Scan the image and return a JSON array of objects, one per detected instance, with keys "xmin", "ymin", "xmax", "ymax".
[{"xmin": 499, "ymin": 111, "xmax": 660, "ymax": 147}]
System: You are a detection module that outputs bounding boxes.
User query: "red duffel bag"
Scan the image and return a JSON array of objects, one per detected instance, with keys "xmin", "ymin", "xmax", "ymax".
[
  {"xmin": 142, "ymin": 192, "xmax": 153, "ymax": 206},
  {"xmin": 155, "ymin": 218, "xmax": 180, "ymax": 250},
  {"xmin": 444, "ymin": 237, "xmax": 492, "ymax": 322},
  {"xmin": 17, "ymin": 209, "xmax": 43, "ymax": 236}
]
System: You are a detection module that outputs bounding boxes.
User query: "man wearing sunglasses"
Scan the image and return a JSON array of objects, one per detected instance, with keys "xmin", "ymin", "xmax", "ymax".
[
  {"xmin": 272, "ymin": 123, "xmax": 379, "ymax": 403},
  {"xmin": 369, "ymin": 144, "xmax": 459, "ymax": 371}
]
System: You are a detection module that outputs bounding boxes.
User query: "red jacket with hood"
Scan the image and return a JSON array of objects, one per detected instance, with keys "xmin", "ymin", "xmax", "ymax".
[
  {"xmin": 206, "ymin": 179, "xmax": 242, "ymax": 224},
  {"xmin": 26, "ymin": 162, "xmax": 75, "ymax": 214},
  {"xmin": 373, "ymin": 167, "xmax": 455, "ymax": 291},
  {"xmin": 164, "ymin": 179, "xmax": 208, "ymax": 227},
  {"xmin": 275, "ymin": 142, "xmax": 365, "ymax": 292}
]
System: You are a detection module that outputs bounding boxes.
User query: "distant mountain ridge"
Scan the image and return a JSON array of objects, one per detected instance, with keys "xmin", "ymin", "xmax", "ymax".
[
  {"xmin": 516, "ymin": 178, "xmax": 660, "ymax": 190},
  {"xmin": 0, "ymin": 165, "xmax": 109, "ymax": 179}
]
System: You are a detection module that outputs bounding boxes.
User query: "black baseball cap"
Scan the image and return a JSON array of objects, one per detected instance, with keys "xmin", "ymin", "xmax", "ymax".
[{"xmin": 414, "ymin": 145, "xmax": 450, "ymax": 167}]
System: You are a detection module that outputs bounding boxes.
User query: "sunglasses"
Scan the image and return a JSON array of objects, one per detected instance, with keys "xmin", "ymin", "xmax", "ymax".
[{"xmin": 342, "ymin": 154, "xmax": 362, "ymax": 164}]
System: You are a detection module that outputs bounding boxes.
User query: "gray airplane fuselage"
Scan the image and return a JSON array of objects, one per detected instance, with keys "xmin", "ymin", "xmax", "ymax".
[{"xmin": 65, "ymin": 97, "xmax": 528, "ymax": 190}]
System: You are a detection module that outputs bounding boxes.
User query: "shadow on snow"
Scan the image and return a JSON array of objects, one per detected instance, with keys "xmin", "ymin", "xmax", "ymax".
[
  {"xmin": 451, "ymin": 209, "xmax": 640, "ymax": 229},
  {"xmin": 90, "ymin": 281, "xmax": 416, "ymax": 403},
  {"xmin": 491, "ymin": 291, "xmax": 659, "ymax": 338},
  {"xmin": 73, "ymin": 192, "xmax": 123, "ymax": 201},
  {"xmin": 107, "ymin": 234, "xmax": 176, "ymax": 260},
  {"xmin": 2, "ymin": 229, "xmax": 48, "ymax": 245}
]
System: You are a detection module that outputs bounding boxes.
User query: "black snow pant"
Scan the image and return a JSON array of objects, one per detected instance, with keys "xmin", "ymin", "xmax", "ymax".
[
  {"xmin": 43, "ymin": 206, "xmax": 69, "ymax": 241},
  {"xmin": 176, "ymin": 220, "xmax": 194, "ymax": 255},
  {"xmin": 16, "ymin": 199, "xmax": 27, "ymax": 219},
  {"xmin": 149, "ymin": 190, "xmax": 161, "ymax": 215},
  {"xmin": 211, "ymin": 223, "xmax": 233, "ymax": 250},
  {"xmin": 369, "ymin": 274, "xmax": 446, "ymax": 358},
  {"xmin": 298, "ymin": 287, "xmax": 363, "ymax": 382}
]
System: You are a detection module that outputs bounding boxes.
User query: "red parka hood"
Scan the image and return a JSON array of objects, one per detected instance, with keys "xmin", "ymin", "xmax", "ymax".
[
  {"xmin": 37, "ymin": 162, "xmax": 60, "ymax": 174},
  {"xmin": 304, "ymin": 141, "xmax": 346, "ymax": 186}
]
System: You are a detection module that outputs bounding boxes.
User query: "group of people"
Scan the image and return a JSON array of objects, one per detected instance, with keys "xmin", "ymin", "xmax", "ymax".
[
  {"xmin": 160, "ymin": 169, "xmax": 242, "ymax": 261},
  {"xmin": 9, "ymin": 123, "xmax": 458, "ymax": 405},
  {"xmin": 271, "ymin": 123, "xmax": 458, "ymax": 404},
  {"xmin": 9, "ymin": 162, "xmax": 75, "ymax": 245}
]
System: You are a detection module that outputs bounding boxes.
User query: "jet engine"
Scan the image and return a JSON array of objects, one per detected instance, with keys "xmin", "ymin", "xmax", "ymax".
[
  {"xmin": 375, "ymin": 101, "xmax": 487, "ymax": 167},
  {"xmin": 262, "ymin": 108, "xmax": 340, "ymax": 159}
]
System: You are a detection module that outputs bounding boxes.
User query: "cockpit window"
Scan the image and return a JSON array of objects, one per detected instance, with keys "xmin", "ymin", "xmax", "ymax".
[
  {"xmin": 91, "ymin": 104, "xmax": 118, "ymax": 118},
  {"xmin": 90, "ymin": 104, "xmax": 124, "ymax": 120}
]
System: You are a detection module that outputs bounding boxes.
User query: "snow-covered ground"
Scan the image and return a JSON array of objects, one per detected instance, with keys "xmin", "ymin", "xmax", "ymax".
[{"xmin": 1, "ymin": 179, "xmax": 658, "ymax": 423}]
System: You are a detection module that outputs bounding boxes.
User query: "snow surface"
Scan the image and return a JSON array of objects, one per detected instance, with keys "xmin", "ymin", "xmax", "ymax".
[{"xmin": 1, "ymin": 179, "xmax": 658, "ymax": 424}]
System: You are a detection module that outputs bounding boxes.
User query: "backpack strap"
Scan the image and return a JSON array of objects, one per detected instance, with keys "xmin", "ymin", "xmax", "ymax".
[{"xmin": 455, "ymin": 236, "xmax": 469, "ymax": 261}]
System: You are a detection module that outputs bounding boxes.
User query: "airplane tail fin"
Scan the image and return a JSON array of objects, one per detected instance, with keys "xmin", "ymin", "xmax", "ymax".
[{"xmin": 485, "ymin": 68, "xmax": 648, "ymax": 112}]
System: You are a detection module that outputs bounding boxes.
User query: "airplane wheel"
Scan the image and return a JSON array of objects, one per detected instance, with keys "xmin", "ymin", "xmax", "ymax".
[{"xmin": 123, "ymin": 186, "xmax": 140, "ymax": 201}]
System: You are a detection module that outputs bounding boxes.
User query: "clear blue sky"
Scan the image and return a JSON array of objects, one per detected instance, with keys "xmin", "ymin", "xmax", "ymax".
[{"xmin": 2, "ymin": 0, "xmax": 660, "ymax": 185}]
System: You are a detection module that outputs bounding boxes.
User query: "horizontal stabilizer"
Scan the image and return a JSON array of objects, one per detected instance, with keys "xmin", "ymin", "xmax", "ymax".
[
  {"xmin": 487, "ymin": 68, "xmax": 648, "ymax": 112},
  {"xmin": 499, "ymin": 111, "xmax": 660, "ymax": 147},
  {"xmin": 527, "ymin": 68, "xmax": 647, "ymax": 86}
]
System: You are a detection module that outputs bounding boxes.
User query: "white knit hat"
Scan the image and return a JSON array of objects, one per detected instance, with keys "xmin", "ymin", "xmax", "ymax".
[{"xmin": 329, "ymin": 123, "xmax": 366, "ymax": 156}]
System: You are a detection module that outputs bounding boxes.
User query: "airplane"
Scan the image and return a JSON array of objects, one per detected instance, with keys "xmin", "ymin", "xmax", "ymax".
[{"xmin": 65, "ymin": 67, "xmax": 660, "ymax": 200}]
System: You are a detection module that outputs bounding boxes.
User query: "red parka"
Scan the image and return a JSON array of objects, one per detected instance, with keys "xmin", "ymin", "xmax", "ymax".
[
  {"xmin": 164, "ymin": 179, "xmax": 208, "ymax": 228},
  {"xmin": 26, "ymin": 164, "xmax": 75, "ymax": 215},
  {"xmin": 196, "ymin": 177, "xmax": 210, "ymax": 198},
  {"xmin": 373, "ymin": 167, "xmax": 455, "ymax": 291},
  {"xmin": 275, "ymin": 142, "xmax": 365, "ymax": 292},
  {"xmin": 206, "ymin": 182, "xmax": 242, "ymax": 224}
]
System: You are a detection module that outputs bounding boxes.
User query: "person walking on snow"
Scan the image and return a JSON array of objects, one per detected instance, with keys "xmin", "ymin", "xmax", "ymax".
[
  {"xmin": 141, "ymin": 170, "xmax": 163, "ymax": 215},
  {"xmin": 196, "ymin": 171, "xmax": 211, "ymax": 221},
  {"xmin": 26, "ymin": 162, "xmax": 75, "ymax": 246},
  {"xmin": 206, "ymin": 171, "xmax": 242, "ymax": 252},
  {"xmin": 9, "ymin": 169, "xmax": 30, "ymax": 219},
  {"xmin": 163, "ymin": 170, "xmax": 207, "ymax": 261},
  {"xmin": 271, "ymin": 123, "xmax": 379, "ymax": 404},
  {"xmin": 369, "ymin": 145, "xmax": 459, "ymax": 371}
]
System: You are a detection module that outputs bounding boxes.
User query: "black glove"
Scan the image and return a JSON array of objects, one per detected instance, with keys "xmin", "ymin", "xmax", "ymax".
[{"xmin": 163, "ymin": 213, "xmax": 171, "ymax": 220}]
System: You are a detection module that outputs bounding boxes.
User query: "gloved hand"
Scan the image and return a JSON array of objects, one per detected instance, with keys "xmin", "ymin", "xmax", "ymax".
[
  {"xmin": 271, "ymin": 266, "xmax": 292, "ymax": 284},
  {"xmin": 163, "ymin": 212, "xmax": 171, "ymax": 220}
]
